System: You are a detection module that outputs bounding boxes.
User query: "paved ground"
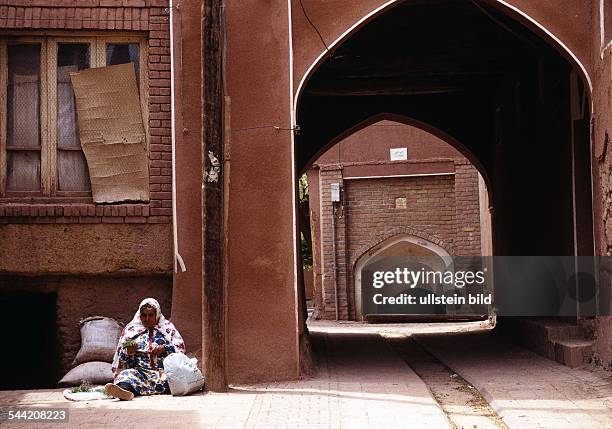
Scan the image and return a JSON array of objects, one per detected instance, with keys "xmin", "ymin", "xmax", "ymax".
[
  {"xmin": 1, "ymin": 321, "xmax": 611, "ymax": 429},
  {"xmin": 388, "ymin": 336, "xmax": 508, "ymax": 429},
  {"xmin": 0, "ymin": 324, "xmax": 450, "ymax": 429},
  {"xmin": 418, "ymin": 331, "xmax": 612, "ymax": 429}
]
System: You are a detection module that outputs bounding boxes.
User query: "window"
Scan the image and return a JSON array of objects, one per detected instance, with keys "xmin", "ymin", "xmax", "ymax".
[{"xmin": 0, "ymin": 35, "xmax": 146, "ymax": 200}]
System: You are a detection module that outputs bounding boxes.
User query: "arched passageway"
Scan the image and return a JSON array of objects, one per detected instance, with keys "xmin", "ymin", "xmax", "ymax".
[
  {"xmin": 293, "ymin": 0, "xmax": 597, "ymax": 378},
  {"xmin": 354, "ymin": 235, "xmax": 454, "ymax": 320},
  {"xmin": 219, "ymin": 0, "xmax": 601, "ymax": 385},
  {"xmin": 302, "ymin": 118, "xmax": 491, "ymax": 321},
  {"xmin": 296, "ymin": 0, "xmax": 593, "ymax": 259}
]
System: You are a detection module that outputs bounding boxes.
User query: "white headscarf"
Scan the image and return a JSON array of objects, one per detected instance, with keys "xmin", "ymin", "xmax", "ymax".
[{"xmin": 111, "ymin": 298, "xmax": 186, "ymax": 375}]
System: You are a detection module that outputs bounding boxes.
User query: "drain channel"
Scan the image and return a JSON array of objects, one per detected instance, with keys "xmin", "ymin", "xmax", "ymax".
[{"xmin": 385, "ymin": 335, "xmax": 508, "ymax": 429}]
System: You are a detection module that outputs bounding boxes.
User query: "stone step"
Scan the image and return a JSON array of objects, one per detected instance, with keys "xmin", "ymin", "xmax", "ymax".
[
  {"xmin": 498, "ymin": 318, "xmax": 594, "ymax": 368},
  {"xmin": 545, "ymin": 324, "xmax": 583, "ymax": 341},
  {"xmin": 553, "ymin": 338, "xmax": 593, "ymax": 368}
]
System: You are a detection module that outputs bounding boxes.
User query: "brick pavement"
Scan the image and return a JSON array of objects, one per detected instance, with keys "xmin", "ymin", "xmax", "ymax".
[
  {"xmin": 4, "ymin": 322, "xmax": 609, "ymax": 428},
  {"xmin": 0, "ymin": 329, "xmax": 449, "ymax": 429},
  {"xmin": 417, "ymin": 331, "xmax": 612, "ymax": 429}
]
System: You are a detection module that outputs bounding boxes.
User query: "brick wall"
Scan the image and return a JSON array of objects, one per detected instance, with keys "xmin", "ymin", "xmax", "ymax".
[
  {"xmin": 0, "ymin": 0, "xmax": 172, "ymax": 225},
  {"xmin": 308, "ymin": 121, "xmax": 487, "ymax": 319},
  {"xmin": 0, "ymin": 1, "xmax": 173, "ymax": 384},
  {"xmin": 317, "ymin": 167, "xmax": 346, "ymax": 318},
  {"xmin": 312, "ymin": 160, "xmax": 482, "ymax": 320},
  {"xmin": 344, "ymin": 175, "xmax": 458, "ymax": 257},
  {"xmin": 454, "ymin": 160, "xmax": 482, "ymax": 255}
]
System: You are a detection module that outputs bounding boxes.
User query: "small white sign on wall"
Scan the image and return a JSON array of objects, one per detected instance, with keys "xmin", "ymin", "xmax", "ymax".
[
  {"xmin": 390, "ymin": 147, "xmax": 408, "ymax": 161},
  {"xmin": 330, "ymin": 183, "xmax": 341, "ymax": 202}
]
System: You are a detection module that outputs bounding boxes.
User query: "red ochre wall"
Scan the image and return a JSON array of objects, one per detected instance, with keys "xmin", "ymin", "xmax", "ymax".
[
  {"xmin": 290, "ymin": 0, "xmax": 594, "ymax": 97},
  {"xmin": 1, "ymin": 0, "xmax": 607, "ymax": 384},
  {"xmin": 590, "ymin": 0, "xmax": 612, "ymax": 370},
  {"xmin": 224, "ymin": 0, "xmax": 299, "ymax": 383},
  {"xmin": 222, "ymin": 0, "xmax": 602, "ymax": 381}
]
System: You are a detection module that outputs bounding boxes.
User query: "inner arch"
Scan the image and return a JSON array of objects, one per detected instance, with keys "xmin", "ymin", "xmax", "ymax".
[{"xmin": 295, "ymin": 0, "xmax": 594, "ymax": 257}]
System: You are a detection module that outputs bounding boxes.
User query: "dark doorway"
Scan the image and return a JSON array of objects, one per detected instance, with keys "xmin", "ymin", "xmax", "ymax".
[{"xmin": 1, "ymin": 292, "xmax": 60, "ymax": 389}]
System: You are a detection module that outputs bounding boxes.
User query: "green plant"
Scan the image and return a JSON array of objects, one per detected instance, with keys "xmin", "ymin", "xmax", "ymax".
[
  {"xmin": 301, "ymin": 232, "xmax": 313, "ymax": 270},
  {"xmin": 70, "ymin": 382, "xmax": 93, "ymax": 393},
  {"xmin": 298, "ymin": 173, "xmax": 308, "ymax": 203},
  {"xmin": 298, "ymin": 173, "xmax": 313, "ymax": 271},
  {"xmin": 122, "ymin": 339, "xmax": 137, "ymax": 348}
]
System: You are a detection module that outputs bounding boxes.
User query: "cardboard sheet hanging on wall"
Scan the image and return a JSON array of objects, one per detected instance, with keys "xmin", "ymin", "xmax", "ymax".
[{"xmin": 70, "ymin": 63, "xmax": 149, "ymax": 203}]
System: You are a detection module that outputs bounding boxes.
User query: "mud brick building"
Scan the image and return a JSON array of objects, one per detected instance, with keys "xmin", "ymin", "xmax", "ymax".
[
  {"xmin": 1, "ymin": 0, "xmax": 612, "ymax": 391},
  {"xmin": 212, "ymin": 0, "xmax": 612, "ymax": 384},
  {"xmin": 306, "ymin": 120, "xmax": 487, "ymax": 320},
  {"xmin": 0, "ymin": 0, "xmax": 182, "ymax": 388}
]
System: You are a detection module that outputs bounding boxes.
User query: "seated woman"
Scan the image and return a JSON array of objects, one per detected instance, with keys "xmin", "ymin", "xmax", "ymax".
[{"xmin": 105, "ymin": 298, "xmax": 185, "ymax": 400}]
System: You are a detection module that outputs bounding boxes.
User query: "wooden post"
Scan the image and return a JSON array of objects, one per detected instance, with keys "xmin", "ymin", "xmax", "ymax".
[{"xmin": 202, "ymin": 0, "xmax": 227, "ymax": 392}]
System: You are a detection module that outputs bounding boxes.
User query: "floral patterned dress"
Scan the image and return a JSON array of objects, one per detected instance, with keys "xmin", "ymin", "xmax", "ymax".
[{"xmin": 114, "ymin": 328, "xmax": 176, "ymax": 395}]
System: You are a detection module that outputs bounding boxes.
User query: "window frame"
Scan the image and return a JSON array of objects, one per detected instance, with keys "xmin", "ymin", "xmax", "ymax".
[{"xmin": 0, "ymin": 32, "xmax": 148, "ymax": 202}]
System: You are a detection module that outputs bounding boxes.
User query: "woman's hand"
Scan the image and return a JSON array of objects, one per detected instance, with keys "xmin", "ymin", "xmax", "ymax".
[
  {"xmin": 152, "ymin": 344, "xmax": 166, "ymax": 356},
  {"xmin": 126, "ymin": 345, "xmax": 137, "ymax": 356}
]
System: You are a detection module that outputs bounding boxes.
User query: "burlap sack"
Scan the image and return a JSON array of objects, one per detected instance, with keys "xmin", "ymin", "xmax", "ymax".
[
  {"xmin": 72, "ymin": 316, "xmax": 122, "ymax": 366},
  {"xmin": 58, "ymin": 361, "xmax": 114, "ymax": 386}
]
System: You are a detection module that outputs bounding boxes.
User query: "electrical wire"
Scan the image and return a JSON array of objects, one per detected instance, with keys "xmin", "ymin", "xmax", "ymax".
[
  {"xmin": 298, "ymin": 0, "xmax": 329, "ymax": 53},
  {"xmin": 470, "ymin": 0, "xmax": 539, "ymax": 50},
  {"xmin": 234, "ymin": 125, "xmax": 299, "ymax": 132}
]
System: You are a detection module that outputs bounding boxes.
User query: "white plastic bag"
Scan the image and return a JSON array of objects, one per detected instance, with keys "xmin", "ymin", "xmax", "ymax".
[{"xmin": 163, "ymin": 353, "xmax": 205, "ymax": 396}]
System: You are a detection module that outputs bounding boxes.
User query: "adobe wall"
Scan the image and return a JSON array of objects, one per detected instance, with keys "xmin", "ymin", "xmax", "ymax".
[
  {"xmin": 590, "ymin": 0, "xmax": 612, "ymax": 369},
  {"xmin": 224, "ymin": 0, "xmax": 299, "ymax": 383},
  {"xmin": 314, "ymin": 121, "xmax": 466, "ymax": 165},
  {"xmin": 222, "ymin": 0, "xmax": 601, "ymax": 380},
  {"xmin": 169, "ymin": 0, "xmax": 203, "ymax": 361},
  {"xmin": 291, "ymin": 0, "xmax": 594, "ymax": 97},
  {"xmin": 0, "ymin": 223, "xmax": 171, "ymax": 273}
]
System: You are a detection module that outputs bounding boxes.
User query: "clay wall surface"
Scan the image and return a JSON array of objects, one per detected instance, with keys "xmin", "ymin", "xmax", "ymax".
[
  {"xmin": 591, "ymin": 316, "xmax": 612, "ymax": 369},
  {"xmin": 219, "ymin": 0, "xmax": 606, "ymax": 379},
  {"xmin": 590, "ymin": 0, "xmax": 612, "ymax": 369},
  {"xmin": 224, "ymin": 0, "xmax": 299, "ymax": 383},
  {"xmin": 315, "ymin": 120, "xmax": 465, "ymax": 166},
  {"xmin": 291, "ymin": 0, "xmax": 594, "ymax": 99},
  {"xmin": 168, "ymin": 0, "xmax": 203, "ymax": 360},
  {"xmin": 0, "ymin": 224, "xmax": 172, "ymax": 274}
]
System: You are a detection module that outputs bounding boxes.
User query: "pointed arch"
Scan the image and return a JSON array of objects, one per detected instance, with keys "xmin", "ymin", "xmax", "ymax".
[{"xmin": 353, "ymin": 232, "xmax": 453, "ymax": 320}]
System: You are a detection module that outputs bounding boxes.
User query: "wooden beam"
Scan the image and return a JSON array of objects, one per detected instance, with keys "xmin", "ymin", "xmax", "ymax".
[
  {"xmin": 306, "ymin": 87, "xmax": 467, "ymax": 96},
  {"xmin": 202, "ymin": 0, "xmax": 227, "ymax": 392},
  {"xmin": 305, "ymin": 73, "xmax": 503, "ymax": 97}
]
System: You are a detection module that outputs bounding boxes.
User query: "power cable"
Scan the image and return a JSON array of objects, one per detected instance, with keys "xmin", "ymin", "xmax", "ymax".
[{"xmin": 298, "ymin": 0, "xmax": 330, "ymax": 53}]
